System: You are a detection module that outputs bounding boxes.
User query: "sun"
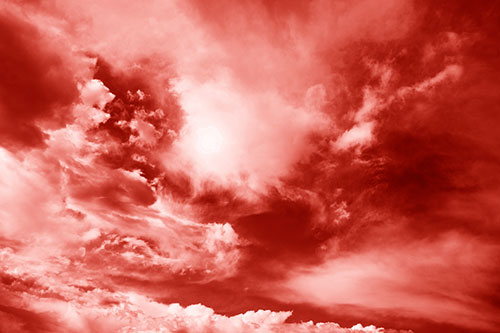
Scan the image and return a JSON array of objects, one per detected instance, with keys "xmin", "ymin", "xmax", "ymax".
[
  {"xmin": 174, "ymin": 118, "xmax": 234, "ymax": 177},
  {"xmin": 194, "ymin": 125, "xmax": 223, "ymax": 155}
]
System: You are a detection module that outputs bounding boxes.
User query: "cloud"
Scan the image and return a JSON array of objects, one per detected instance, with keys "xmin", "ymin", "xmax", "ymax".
[
  {"xmin": 0, "ymin": 68, "xmax": 243, "ymax": 285},
  {"xmin": 167, "ymin": 75, "xmax": 329, "ymax": 190},
  {"xmin": 0, "ymin": 260, "xmax": 408, "ymax": 333},
  {"xmin": 397, "ymin": 64, "xmax": 463, "ymax": 96},
  {"xmin": 162, "ymin": 0, "xmax": 416, "ymax": 190},
  {"xmin": 76, "ymin": 222, "xmax": 240, "ymax": 282},
  {"xmin": 1, "ymin": 1, "xmax": 500, "ymax": 332},
  {"xmin": 333, "ymin": 60, "xmax": 463, "ymax": 152},
  {"xmin": 115, "ymin": 295, "xmax": 402, "ymax": 333},
  {"xmin": 276, "ymin": 232, "xmax": 500, "ymax": 331},
  {"xmin": 31, "ymin": 0, "xmax": 415, "ymax": 193},
  {"xmin": 335, "ymin": 121, "xmax": 375, "ymax": 150},
  {"xmin": 0, "ymin": 6, "xmax": 88, "ymax": 150}
]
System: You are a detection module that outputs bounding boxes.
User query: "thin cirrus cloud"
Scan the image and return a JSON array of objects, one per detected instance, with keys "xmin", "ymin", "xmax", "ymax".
[
  {"xmin": 1, "ymin": 0, "xmax": 500, "ymax": 332},
  {"xmin": 276, "ymin": 232, "xmax": 500, "ymax": 331}
]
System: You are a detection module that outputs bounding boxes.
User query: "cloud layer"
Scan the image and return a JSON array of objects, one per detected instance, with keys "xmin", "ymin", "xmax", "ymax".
[{"xmin": 1, "ymin": 0, "xmax": 500, "ymax": 332}]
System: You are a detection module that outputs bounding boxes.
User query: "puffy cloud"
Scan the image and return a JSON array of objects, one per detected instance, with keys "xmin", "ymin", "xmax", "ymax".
[
  {"xmin": 0, "ymin": 63, "xmax": 243, "ymax": 286},
  {"xmin": 0, "ymin": 257, "xmax": 407, "ymax": 333},
  {"xmin": 76, "ymin": 221, "xmax": 241, "ymax": 282},
  {"xmin": 29, "ymin": 0, "xmax": 415, "ymax": 193},
  {"xmin": 161, "ymin": 0, "xmax": 416, "ymax": 191},
  {"xmin": 167, "ymin": 75, "xmax": 329, "ymax": 190},
  {"xmin": 79, "ymin": 79, "xmax": 115, "ymax": 111},
  {"xmin": 335, "ymin": 121, "xmax": 375, "ymax": 150},
  {"xmin": 116, "ymin": 296, "xmax": 401, "ymax": 333}
]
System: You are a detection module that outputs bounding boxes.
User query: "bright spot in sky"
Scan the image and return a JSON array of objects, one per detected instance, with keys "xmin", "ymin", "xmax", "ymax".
[{"xmin": 194, "ymin": 125, "xmax": 223, "ymax": 155}]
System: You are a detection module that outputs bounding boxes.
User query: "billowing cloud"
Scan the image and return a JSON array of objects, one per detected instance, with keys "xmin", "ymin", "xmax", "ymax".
[{"xmin": 0, "ymin": 243, "xmax": 407, "ymax": 332}]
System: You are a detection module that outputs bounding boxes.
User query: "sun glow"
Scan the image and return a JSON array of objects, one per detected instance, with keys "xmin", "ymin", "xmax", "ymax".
[{"xmin": 195, "ymin": 125, "xmax": 223, "ymax": 155}]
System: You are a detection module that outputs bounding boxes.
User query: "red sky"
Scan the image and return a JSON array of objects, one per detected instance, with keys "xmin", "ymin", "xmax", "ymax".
[{"xmin": 1, "ymin": 1, "xmax": 499, "ymax": 332}]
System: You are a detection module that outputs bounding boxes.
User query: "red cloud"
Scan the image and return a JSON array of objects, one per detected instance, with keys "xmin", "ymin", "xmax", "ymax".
[
  {"xmin": 0, "ymin": 11, "xmax": 79, "ymax": 150},
  {"xmin": 1, "ymin": 1, "xmax": 500, "ymax": 332}
]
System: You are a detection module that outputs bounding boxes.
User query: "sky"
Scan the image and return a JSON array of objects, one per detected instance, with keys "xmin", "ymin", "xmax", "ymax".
[{"xmin": 0, "ymin": 0, "xmax": 499, "ymax": 332}]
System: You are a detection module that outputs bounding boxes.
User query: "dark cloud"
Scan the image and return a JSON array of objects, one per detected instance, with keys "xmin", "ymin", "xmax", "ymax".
[
  {"xmin": 0, "ymin": 304, "xmax": 61, "ymax": 333},
  {"xmin": 67, "ymin": 168, "xmax": 157, "ymax": 212},
  {"xmin": 0, "ymin": 13, "xmax": 78, "ymax": 150}
]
